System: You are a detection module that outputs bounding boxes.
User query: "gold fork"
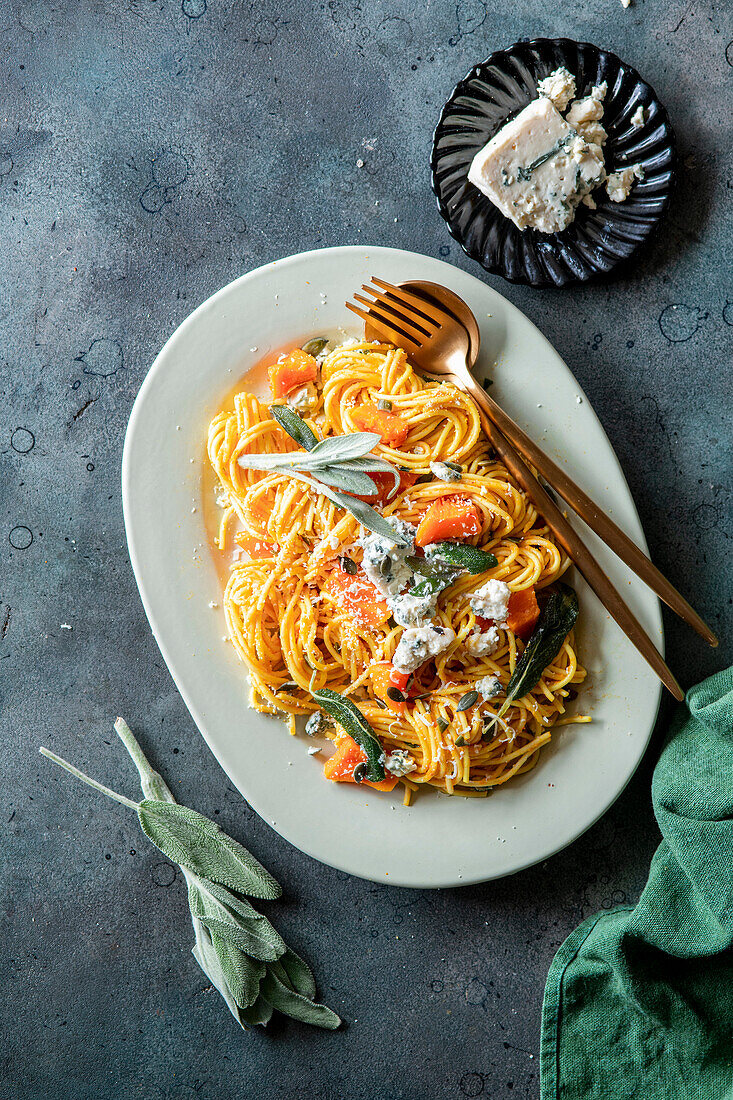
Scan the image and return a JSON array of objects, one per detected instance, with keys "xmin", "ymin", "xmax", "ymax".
[
  {"xmin": 346, "ymin": 277, "xmax": 701, "ymax": 702},
  {"xmin": 359, "ymin": 277, "xmax": 718, "ymax": 648}
]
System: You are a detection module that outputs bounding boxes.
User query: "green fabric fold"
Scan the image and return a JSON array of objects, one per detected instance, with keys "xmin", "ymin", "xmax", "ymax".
[{"xmin": 541, "ymin": 667, "xmax": 733, "ymax": 1099}]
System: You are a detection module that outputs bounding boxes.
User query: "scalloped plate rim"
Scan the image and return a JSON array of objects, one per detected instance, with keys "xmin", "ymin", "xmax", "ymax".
[{"xmin": 431, "ymin": 37, "xmax": 677, "ymax": 287}]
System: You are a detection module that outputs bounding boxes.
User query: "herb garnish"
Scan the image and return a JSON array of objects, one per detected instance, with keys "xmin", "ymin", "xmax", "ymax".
[
  {"xmin": 40, "ymin": 719, "xmax": 340, "ymax": 1032},
  {"xmin": 241, "ymin": 412, "xmax": 408, "ymax": 546},
  {"xmin": 407, "ymin": 558, "xmax": 462, "ymax": 599},
  {"xmin": 290, "ymin": 471, "xmax": 408, "ymax": 546},
  {"xmin": 498, "ymin": 584, "xmax": 579, "ymax": 718},
  {"xmin": 310, "ymin": 685, "xmax": 386, "ymax": 783},
  {"xmin": 270, "ymin": 404, "xmax": 319, "ymax": 451},
  {"xmin": 405, "ymin": 542, "xmax": 498, "ymax": 600},
  {"xmin": 428, "ymin": 542, "xmax": 498, "ymax": 573}
]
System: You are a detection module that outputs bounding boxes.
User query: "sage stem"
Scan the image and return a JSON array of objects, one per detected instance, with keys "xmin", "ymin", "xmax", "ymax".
[
  {"xmin": 39, "ymin": 747, "xmax": 140, "ymax": 811},
  {"xmin": 114, "ymin": 717, "xmax": 175, "ymax": 803}
]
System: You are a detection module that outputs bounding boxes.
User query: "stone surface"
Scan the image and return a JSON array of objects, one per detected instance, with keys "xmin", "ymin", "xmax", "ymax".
[{"xmin": 1, "ymin": 2, "xmax": 731, "ymax": 1098}]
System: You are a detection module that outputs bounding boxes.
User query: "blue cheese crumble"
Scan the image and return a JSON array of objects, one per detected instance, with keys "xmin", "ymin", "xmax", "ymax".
[
  {"xmin": 606, "ymin": 164, "xmax": 645, "ymax": 202},
  {"xmin": 385, "ymin": 749, "xmax": 417, "ymax": 777},
  {"xmin": 286, "ymin": 382, "xmax": 317, "ymax": 415},
  {"xmin": 360, "ymin": 518, "xmax": 416, "ymax": 598},
  {"xmin": 469, "ymin": 579, "xmax": 511, "ymax": 624},
  {"xmin": 387, "ymin": 589, "xmax": 437, "ymax": 627},
  {"xmin": 305, "ymin": 711, "xmax": 329, "ymax": 736},
  {"xmin": 537, "ymin": 67, "xmax": 576, "ymax": 112},
  {"xmin": 392, "ymin": 624, "xmax": 456, "ymax": 674},
  {"xmin": 476, "ymin": 675, "xmax": 503, "ymax": 699},
  {"xmin": 630, "ymin": 104, "xmax": 646, "ymax": 129},
  {"xmin": 465, "ymin": 625, "xmax": 500, "ymax": 657}
]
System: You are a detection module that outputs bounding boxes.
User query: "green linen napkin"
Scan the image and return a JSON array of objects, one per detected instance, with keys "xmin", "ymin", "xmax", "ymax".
[{"xmin": 541, "ymin": 667, "xmax": 733, "ymax": 1099}]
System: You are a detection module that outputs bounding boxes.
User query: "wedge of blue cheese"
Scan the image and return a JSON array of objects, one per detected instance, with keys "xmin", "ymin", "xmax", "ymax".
[{"xmin": 468, "ymin": 97, "xmax": 605, "ymax": 234}]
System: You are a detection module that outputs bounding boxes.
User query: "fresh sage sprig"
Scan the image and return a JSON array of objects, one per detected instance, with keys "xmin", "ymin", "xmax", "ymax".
[
  {"xmin": 244, "ymin": 408, "xmax": 407, "ymax": 545},
  {"xmin": 39, "ymin": 718, "xmax": 340, "ymax": 1032},
  {"xmin": 289, "ymin": 470, "xmax": 409, "ymax": 546},
  {"xmin": 310, "ymin": 685, "xmax": 386, "ymax": 783},
  {"xmin": 497, "ymin": 584, "xmax": 579, "ymax": 718}
]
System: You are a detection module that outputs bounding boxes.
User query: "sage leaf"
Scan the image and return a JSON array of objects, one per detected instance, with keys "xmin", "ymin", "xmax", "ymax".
[
  {"xmin": 269, "ymin": 405, "xmax": 319, "ymax": 451},
  {"xmin": 406, "ymin": 555, "xmax": 462, "ymax": 599},
  {"xmin": 115, "ymin": 717, "xmax": 174, "ymax": 803},
  {"xmin": 427, "ymin": 542, "xmax": 498, "ymax": 573},
  {"xmin": 301, "ymin": 337, "xmax": 328, "ymax": 356},
  {"xmin": 499, "ymin": 583, "xmax": 579, "ymax": 716},
  {"xmin": 311, "ymin": 686, "xmax": 385, "ymax": 782},
  {"xmin": 336, "ymin": 455, "xmax": 398, "ymax": 475},
  {"xmin": 308, "ymin": 464, "xmax": 380, "ymax": 495},
  {"xmin": 278, "ymin": 947, "xmax": 317, "ymax": 1000},
  {"xmin": 289, "ymin": 471, "xmax": 409, "ymax": 546},
  {"xmin": 237, "ymin": 429, "xmax": 400, "ymax": 499},
  {"xmin": 188, "ymin": 877, "xmax": 286, "ymax": 961},
  {"xmin": 241, "ymin": 994, "xmax": 274, "ymax": 1027},
  {"xmin": 136, "ymin": 801, "xmax": 281, "ymax": 900},
  {"xmin": 41, "ymin": 722, "xmax": 341, "ymax": 1032},
  {"xmin": 341, "ymin": 456, "xmax": 400, "ymax": 496},
  {"xmin": 192, "ymin": 919, "xmax": 253, "ymax": 1027},
  {"xmin": 307, "ymin": 431, "xmax": 381, "ymax": 463},
  {"xmin": 210, "ymin": 929, "xmax": 265, "ymax": 1008},
  {"xmin": 408, "ymin": 575, "xmax": 451, "ymax": 599},
  {"xmin": 260, "ymin": 967, "xmax": 341, "ymax": 1030}
]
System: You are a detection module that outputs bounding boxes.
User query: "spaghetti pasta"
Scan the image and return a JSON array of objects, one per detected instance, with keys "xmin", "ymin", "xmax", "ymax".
[{"xmin": 207, "ymin": 339, "xmax": 588, "ymax": 799}]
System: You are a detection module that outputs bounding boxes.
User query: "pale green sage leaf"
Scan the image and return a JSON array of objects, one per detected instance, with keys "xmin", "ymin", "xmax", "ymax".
[
  {"xmin": 188, "ymin": 878, "xmax": 286, "ymax": 962},
  {"xmin": 209, "ymin": 930, "xmax": 265, "ymax": 1009},
  {"xmin": 240, "ymin": 994, "xmax": 274, "ymax": 1027},
  {"xmin": 136, "ymin": 801, "xmax": 281, "ymax": 900},
  {"xmin": 260, "ymin": 967, "xmax": 341, "ymax": 1030}
]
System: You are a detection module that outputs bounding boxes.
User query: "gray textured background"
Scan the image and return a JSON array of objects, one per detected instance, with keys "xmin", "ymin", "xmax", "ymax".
[{"xmin": 2, "ymin": 1, "xmax": 731, "ymax": 1098}]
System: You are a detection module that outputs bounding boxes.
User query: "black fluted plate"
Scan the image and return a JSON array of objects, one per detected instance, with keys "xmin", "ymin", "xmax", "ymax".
[{"xmin": 431, "ymin": 38, "xmax": 676, "ymax": 288}]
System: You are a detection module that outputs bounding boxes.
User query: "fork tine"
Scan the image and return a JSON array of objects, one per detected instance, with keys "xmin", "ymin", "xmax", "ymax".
[
  {"xmin": 344, "ymin": 301, "xmax": 421, "ymax": 353},
  {"xmin": 352, "ymin": 294, "xmax": 429, "ymax": 346},
  {"xmin": 361, "ymin": 285, "xmax": 439, "ymax": 337},
  {"xmin": 370, "ymin": 275, "xmax": 456, "ymax": 328}
]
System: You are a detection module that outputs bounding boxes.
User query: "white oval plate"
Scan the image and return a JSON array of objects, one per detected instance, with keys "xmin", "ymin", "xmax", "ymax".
[{"xmin": 122, "ymin": 246, "xmax": 662, "ymax": 889}]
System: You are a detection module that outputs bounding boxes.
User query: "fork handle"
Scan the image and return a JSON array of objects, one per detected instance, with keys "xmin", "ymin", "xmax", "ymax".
[
  {"xmin": 457, "ymin": 374, "xmax": 684, "ymax": 701},
  {"xmin": 466, "ymin": 377, "xmax": 717, "ymax": 649}
]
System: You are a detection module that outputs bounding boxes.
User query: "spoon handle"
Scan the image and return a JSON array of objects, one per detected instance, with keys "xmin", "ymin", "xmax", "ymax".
[
  {"xmin": 465, "ymin": 375, "xmax": 717, "ymax": 649},
  {"xmin": 458, "ymin": 372, "xmax": 685, "ymax": 702}
]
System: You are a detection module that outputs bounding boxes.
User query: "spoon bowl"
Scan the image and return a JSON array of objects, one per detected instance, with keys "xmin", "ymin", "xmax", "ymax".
[{"xmin": 364, "ymin": 279, "xmax": 480, "ymax": 369}]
